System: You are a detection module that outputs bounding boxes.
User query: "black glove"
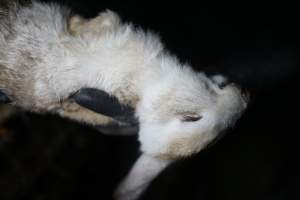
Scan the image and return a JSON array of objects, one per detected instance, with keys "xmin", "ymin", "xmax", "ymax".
[
  {"xmin": 0, "ymin": 90, "xmax": 11, "ymax": 104},
  {"xmin": 1, "ymin": 88, "xmax": 137, "ymax": 126},
  {"xmin": 71, "ymin": 88, "xmax": 137, "ymax": 125}
]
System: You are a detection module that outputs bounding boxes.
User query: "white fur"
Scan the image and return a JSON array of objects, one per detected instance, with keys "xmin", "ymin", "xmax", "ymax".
[
  {"xmin": 114, "ymin": 154, "xmax": 172, "ymax": 200},
  {"xmin": 0, "ymin": 2, "xmax": 248, "ymax": 200}
]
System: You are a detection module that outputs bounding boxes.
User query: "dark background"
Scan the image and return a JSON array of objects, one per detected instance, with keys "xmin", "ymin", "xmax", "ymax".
[{"xmin": 0, "ymin": 0, "xmax": 299, "ymax": 200}]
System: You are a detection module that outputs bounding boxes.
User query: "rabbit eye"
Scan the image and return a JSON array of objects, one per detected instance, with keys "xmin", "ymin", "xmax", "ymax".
[{"xmin": 181, "ymin": 114, "xmax": 202, "ymax": 122}]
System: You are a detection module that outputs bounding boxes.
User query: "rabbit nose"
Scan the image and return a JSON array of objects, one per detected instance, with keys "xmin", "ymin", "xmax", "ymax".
[
  {"xmin": 241, "ymin": 88, "xmax": 250, "ymax": 104},
  {"xmin": 210, "ymin": 75, "xmax": 229, "ymax": 89}
]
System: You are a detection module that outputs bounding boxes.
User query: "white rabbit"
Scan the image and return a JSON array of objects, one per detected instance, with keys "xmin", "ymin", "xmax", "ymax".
[{"xmin": 0, "ymin": 1, "xmax": 248, "ymax": 199}]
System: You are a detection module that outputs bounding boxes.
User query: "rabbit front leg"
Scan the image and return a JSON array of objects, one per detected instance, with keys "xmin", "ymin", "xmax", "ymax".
[{"xmin": 68, "ymin": 10, "xmax": 121, "ymax": 36}]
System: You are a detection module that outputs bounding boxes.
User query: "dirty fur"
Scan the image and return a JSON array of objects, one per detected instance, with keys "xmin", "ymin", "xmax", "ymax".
[{"xmin": 0, "ymin": 1, "xmax": 248, "ymax": 200}]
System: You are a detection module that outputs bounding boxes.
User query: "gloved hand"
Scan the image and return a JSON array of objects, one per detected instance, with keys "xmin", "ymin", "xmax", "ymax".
[
  {"xmin": 0, "ymin": 88, "xmax": 138, "ymax": 132},
  {"xmin": 72, "ymin": 88, "xmax": 137, "ymax": 125},
  {"xmin": 0, "ymin": 90, "xmax": 11, "ymax": 104}
]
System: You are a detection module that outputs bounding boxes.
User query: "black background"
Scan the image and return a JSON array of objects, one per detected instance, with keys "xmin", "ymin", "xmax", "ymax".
[{"xmin": 0, "ymin": 0, "xmax": 299, "ymax": 200}]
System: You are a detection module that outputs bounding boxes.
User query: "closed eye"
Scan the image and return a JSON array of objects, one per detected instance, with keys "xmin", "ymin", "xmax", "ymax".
[{"xmin": 181, "ymin": 114, "xmax": 202, "ymax": 122}]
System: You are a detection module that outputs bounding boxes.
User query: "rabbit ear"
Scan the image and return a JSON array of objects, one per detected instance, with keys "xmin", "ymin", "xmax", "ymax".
[
  {"xmin": 0, "ymin": 90, "xmax": 11, "ymax": 104},
  {"xmin": 70, "ymin": 88, "xmax": 135, "ymax": 121},
  {"xmin": 114, "ymin": 153, "xmax": 173, "ymax": 200}
]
